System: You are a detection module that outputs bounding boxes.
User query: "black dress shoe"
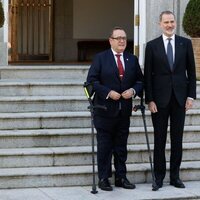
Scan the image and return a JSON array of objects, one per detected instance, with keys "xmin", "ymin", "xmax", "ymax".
[
  {"xmin": 170, "ymin": 179, "xmax": 185, "ymax": 188},
  {"xmin": 115, "ymin": 177, "xmax": 136, "ymax": 189},
  {"xmin": 152, "ymin": 180, "xmax": 162, "ymax": 191},
  {"xmin": 155, "ymin": 179, "xmax": 163, "ymax": 188},
  {"xmin": 98, "ymin": 179, "xmax": 113, "ymax": 191}
]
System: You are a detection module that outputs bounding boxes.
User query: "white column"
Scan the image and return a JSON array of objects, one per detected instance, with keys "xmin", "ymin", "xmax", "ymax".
[
  {"xmin": 134, "ymin": 0, "xmax": 146, "ymax": 67},
  {"xmin": 3, "ymin": 0, "xmax": 8, "ymax": 43},
  {"xmin": 133, "ymin": 0, "xmax": 139, "ymax": 57},
  {"xmin": 138, "ymin": 0, "xmax": 146, "ymax": 67},
  {"xmin": 0, "ymin": 0, "xmax": 8, "ymax": 66}
]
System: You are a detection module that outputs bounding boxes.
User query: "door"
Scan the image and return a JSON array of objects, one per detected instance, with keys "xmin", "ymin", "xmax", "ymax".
[{"xmin": 9, "ymin": 0, "xmax": 53, "ymax": 62}]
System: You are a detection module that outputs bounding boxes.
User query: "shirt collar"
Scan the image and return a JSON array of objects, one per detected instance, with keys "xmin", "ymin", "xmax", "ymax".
[
  {"xmin": 162, "ymin": 34, "xmax": 175, "ymax": 42},
  {"xmin": 111, "ymin": 49, "xmax": 124, "ymax": 57}
]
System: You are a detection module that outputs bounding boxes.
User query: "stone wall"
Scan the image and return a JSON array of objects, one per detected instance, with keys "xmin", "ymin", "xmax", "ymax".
[
  {"xmin": 54, "ymin": 0, "xmax": 78, "ymax": 62},
  {"xmin": 146, "ymin": 0, "xmax": 189, "ymax": 42},
  {"xmin": 0, "ymin": 0, "xmax": 191, "ymax": 64}
]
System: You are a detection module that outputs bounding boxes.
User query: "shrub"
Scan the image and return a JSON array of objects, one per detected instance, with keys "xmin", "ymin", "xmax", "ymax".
[
  {"xmin": 182, "ymin": 0, "xmax": 200, "ymax": 37},
  {"xmin": 0, "ymin": 0, "xmax": 5, "ymax": 28}
]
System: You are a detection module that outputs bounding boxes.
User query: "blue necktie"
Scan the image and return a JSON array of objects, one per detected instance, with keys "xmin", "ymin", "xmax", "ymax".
[{"xmin": 167, "ymin": 38, "xmax": 173, "ymax": 71}]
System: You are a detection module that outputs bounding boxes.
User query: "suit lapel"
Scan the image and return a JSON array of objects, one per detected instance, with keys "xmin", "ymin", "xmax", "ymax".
[
  {"xmin": 174, "ymin": 35, "xmax": 183, "ymax": 69},
  {"xmin": 157, "ymin": 36, "xmax": 171, "ymax": 71},
  {"xmin": 123, "ymin": 52, "xmax": 130, "ymax": 80},
  {"xmin": 108, "ymin": 50, "xmax": 121, "ymax": 80}
]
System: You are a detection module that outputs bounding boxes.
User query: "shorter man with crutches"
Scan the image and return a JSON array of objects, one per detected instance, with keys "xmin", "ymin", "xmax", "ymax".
[{"xmin": 86, "ymin": 26, "xmax": 143, "ymax": 191}]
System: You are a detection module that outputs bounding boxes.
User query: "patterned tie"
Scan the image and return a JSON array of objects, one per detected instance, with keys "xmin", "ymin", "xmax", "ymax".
[
  {"xmin": 115, "ymin": 54, "xmax": 124, "ymax": 80},
  {"xmin": 167, "ymin": 38, "xmax": 173, "ymax": 71}
]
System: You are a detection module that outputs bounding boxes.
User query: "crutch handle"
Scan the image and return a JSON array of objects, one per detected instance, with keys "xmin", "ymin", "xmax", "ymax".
[{"xmin": 133, "ymin": 104, "xmax": 145, "ymax": 112}]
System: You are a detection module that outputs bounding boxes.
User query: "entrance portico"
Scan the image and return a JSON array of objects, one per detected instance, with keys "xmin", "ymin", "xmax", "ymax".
[{"xmin": 0, "ymin": 0, "xmax": 189, "ymax": 66}]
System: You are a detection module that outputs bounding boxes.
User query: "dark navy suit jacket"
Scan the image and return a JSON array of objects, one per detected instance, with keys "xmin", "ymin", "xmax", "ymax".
[
  {"xmin": 87, "ymin": 49, "xmax": 143, "ymax": 118},
  {"xmin": 144, "ymin": 35, "xmax": 196, "ymax": 107}
]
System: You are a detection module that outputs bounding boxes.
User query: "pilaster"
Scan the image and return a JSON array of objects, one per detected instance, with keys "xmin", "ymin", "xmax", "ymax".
[{"xmin": 0, "ymin": 0, "xmax": 8, "ymax": 66}]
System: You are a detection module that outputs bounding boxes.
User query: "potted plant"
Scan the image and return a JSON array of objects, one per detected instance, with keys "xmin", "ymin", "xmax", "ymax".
[
  {"xmin": 183, "ymin": 0, "xmax": 200, "ymax": 79},
  {"xmin": 0, "ymin": 0, "xmax": 4, "ymax": 28}
]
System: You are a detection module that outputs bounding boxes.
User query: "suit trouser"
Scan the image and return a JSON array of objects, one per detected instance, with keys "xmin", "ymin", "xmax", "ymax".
[
  {"xmin": 94, "ymin": 115, "xmax": 130, "ymax": 180},
  {"xmin": 152, "ymin": 92, "xmax": 186, "ymax": 181}
]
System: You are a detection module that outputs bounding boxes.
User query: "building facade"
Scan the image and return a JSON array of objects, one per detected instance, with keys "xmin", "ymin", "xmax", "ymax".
[{"xmin": 0, "ymin": 0, "xmax": 190, "ymax": 66}]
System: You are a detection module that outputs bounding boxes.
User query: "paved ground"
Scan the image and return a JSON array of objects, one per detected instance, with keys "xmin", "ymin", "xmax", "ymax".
[{"xmin": 0, "ymin": 181, "xmax": 200, "ymax": 200}]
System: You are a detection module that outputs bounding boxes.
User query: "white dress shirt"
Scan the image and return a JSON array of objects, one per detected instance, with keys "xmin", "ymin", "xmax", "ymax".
[{"xmin": 111, "ymin": 49, "xmax": 125, "ymax": 70}]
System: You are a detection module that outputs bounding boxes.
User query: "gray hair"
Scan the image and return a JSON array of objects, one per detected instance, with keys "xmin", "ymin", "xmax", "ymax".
[{"xmin": 159, "ymin": 11, "xmax": 175, "ymax": 21}]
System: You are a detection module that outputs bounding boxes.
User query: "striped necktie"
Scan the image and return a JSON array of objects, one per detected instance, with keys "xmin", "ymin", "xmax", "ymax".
[{"xmin": 115, "ymin": 54, "xmax": 124, "ymax": 80}]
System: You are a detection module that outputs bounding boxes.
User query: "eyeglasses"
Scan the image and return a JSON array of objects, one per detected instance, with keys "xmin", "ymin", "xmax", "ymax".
[{"xmin": 111, "ymin": 36, "xmax": 127, "ymax": 41}]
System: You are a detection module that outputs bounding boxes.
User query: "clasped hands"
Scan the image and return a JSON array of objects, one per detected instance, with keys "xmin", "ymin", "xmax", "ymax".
[{"xmin": 108, "ymin": 88, "xmax": 134, "ymax": 100}]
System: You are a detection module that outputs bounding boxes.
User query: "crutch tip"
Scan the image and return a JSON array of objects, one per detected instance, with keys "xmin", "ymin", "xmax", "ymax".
[{"xmin": 91, "ymin": 190, "xmax": 98, "ymax": 194}]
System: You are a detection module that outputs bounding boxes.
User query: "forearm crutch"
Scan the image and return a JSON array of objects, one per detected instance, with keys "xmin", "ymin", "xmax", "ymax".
[
  {"xmin": 83, "ymin": 82, "xmax": 106, "ymax": 194},
  {"xmin": 133, "ymin": 96, "xmax": 159, "ymax": 191}
]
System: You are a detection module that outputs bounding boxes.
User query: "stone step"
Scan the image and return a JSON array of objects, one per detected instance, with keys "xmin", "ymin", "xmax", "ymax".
[
  {"xmin": 0, "ymin": 143, "xmax": 199, "ymax": 168},
  {"xmin": 1, "ymin": 95, "xmax": 200, "ymax": 113},
  {"xmin": 0, "ymin": 96, "xmax": 88, "ymax": 112},
  {"xmin": 193, "ymin": 94, "xmax": 200, "ymax": 109},
  {"xmin": 0, "ymin": 95, "xmax": 200, "ymax": 113},
  {"xmin": 0, "ymin": 109, "xmax": 199, "ymax": 130},
  {"xmin": 0, "ymin": 99, "xmax": 200, "ymax": 114},
  {"xmin": 0, "ymin": 79, "xmax": 200, "ymax": 99},
  {"xmin": 0, "ymin": 126, "xmax": 199, "ymax": 148},
  {"xmin": 0, "ymin": 96, "xmax": 141, "ymax": 113},
  {"xmin": 0, "ymin": 66, "xmax": 199, "ymax": 94},
  {"xmin": 0, "ymin": 161, "xmax": 199, "ymax": 188},
  {"xmin": 0, "ymin": 79, "xmax": 85, "ymax": 96},
  {"xmin": 196, "ymin": 81, "xmax": 200, "ymax": 92},
  {"xmin": 0, "ymin": 65, "xmax": 89, "ymax": 80},
  {"xmin": 0, "ymin": 92, "xmax": 199, "ymax": 121}
]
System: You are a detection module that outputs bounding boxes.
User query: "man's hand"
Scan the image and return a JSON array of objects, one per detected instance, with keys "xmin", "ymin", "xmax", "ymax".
[
  {"xmin": 185, "ymin": 98, "xmax": 193, "ymax": 111},
  {"xmin": 121, "ymin": 88, "xmax": 134, "ymax": 99},
  {"xmin": 148, "ymin": 101, "xmax": 158, "ymax": 113},
  {"xmin": 108, "ymin": 90, "xmax": 121, "ymax": 100}
]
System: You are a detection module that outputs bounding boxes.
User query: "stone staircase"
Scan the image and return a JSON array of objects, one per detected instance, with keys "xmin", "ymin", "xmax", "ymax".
[{"xmin": 0, "ymin": 65, "xmax": 200, "ymax": 189}]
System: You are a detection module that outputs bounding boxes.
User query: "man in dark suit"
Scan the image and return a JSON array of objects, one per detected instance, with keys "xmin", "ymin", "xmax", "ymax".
[
  {"xmin": 87, "ymin": 27, "xmax": 143, "ymax": 191},
  {"xmin": 144, "ymin": 11, "xmax": 196, "ymax": 190}
]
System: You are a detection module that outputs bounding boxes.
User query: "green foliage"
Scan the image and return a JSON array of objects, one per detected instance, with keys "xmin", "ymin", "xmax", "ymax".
[
  {"xmin": 0, "ymin": 0, "xmax": 5, "ymax": 28},
  {"xmin": 183, "ymin": 0, "xmax": 200, "ymax": 37}
]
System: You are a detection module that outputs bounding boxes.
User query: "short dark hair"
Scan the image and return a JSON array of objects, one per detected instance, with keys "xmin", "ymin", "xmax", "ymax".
[
  {"xmin": 159, "ymin": 11, "xmax": 175, "ymax": 21},
  {"xmin": 109, "ymin": 26, "xmax": 125, "ymax": 38}
]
